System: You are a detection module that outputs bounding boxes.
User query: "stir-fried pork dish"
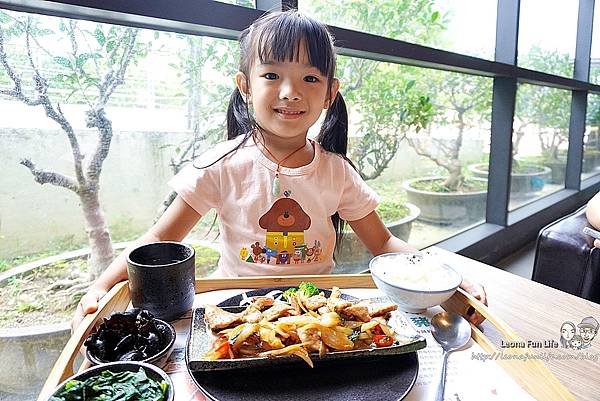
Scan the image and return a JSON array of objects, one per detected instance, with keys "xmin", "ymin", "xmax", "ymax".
[{"xmin": 203, "ymin": 284, "xmax": 399, "ymax": 367}]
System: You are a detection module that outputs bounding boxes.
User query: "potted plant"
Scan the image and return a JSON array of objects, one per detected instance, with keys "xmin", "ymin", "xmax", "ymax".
[{"xmin": 403, "ymin": 73, "xmax": 491, "ymax": 224}]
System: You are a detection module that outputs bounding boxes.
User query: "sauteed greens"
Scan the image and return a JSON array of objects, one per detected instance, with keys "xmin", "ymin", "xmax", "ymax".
[{"xmin": 49, "ymin": 368, "xmax": 168, "ymax": 401}]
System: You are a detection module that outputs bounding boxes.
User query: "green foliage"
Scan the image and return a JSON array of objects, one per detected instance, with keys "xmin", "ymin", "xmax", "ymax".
[
  {"xmin": 16, "ymin": 301, "xmax": 44, "ymax": 313},
  {"xmin": 301, "ymin": 0, "xmax": 447, "ymax": 182},
  {"xmin": 376, "ymin": 201, "xmax": 410, "ymax": 223},
  {"xmin": 410, "ymin": 177, "xmax": 487, "ymax": 193},
  {"xmin": 192, "ymin": 245, "xmax": 220, "ymax": 271},
  {"xmin": 515, "ymin": 46, "xmax": 572, "ymax": 159}
]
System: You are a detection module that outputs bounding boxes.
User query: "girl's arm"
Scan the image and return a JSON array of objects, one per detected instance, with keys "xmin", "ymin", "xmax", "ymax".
[
  {"xmin": 71, "ymin": 196, "xmax": 202, "ymax": 330},
  {"xmin": 346, "ymin": 210, "xmax": 417, "ymax": 255},
  {"xmin": 348, "ymin": 210, "xmax": 487, "ymax": 325},
  {"xmin": 586, "ymin": 192, "xmax": 600, "ymax": 247}
]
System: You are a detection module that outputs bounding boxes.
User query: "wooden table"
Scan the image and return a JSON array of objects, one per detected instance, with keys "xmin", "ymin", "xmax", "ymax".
[
  {"xmin": 39, "ymin": 247, "xmax": 600, "ymax": 401},
  {"xmin": 430, "ymin": 248, "xmax": 600, "ymax": 401}
]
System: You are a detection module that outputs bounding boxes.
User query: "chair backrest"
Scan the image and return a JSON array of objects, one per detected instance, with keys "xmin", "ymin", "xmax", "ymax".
[{"xmin": 532, "ymin": 205, "xmax": 600, "ymax": 302}]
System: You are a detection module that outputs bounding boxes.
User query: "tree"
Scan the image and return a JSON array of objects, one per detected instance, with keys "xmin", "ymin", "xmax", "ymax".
[
  {"xmin": 0, "ymin": 12, "xmax": 144, "ymax": 287},
  {"xmin": 306, "ymin": 0, "xmax": 446, "ymax": 182},
  {"xmin": 156, "ymin": 35, "xmax": 239, "ymax": 218},
  {"xmin": 515, "ymin": 46, "xmax": 572, "ymax": 161},
  {"xmin": 407, "ymin": 72, "xmax": 492, "ymax": 191}
]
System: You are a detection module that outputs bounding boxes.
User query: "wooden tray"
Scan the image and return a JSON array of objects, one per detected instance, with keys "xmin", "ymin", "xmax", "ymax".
[{"xmin": 37, "ymin": 274, "xmax": 574, "ymax": 401}]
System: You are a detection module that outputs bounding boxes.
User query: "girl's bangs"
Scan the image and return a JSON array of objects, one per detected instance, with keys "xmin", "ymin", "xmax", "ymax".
[{"xmin": 255, "ymin": 15, "xmax": 334, "ymax": 78}]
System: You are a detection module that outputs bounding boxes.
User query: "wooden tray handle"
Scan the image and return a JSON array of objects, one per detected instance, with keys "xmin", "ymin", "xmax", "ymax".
[
  {"xmin": 442, "ymin": 288, "xmax": 575, "ymax": 401},
  {"xmin": 37, "ymin": 281, "xmax": 131, "ymax": 401}
]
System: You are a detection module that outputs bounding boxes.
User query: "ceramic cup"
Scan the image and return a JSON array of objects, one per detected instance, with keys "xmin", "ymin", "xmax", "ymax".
[{"xmin": 127, "ymin": 241, "xmax": 195, "ymax": 321}]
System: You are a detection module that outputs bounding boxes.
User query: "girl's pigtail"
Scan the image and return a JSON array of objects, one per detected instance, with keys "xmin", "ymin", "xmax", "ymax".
[
  {"xmin": 317, "ymin": 92, "xmax": 357, "ymax": 260},
  {"xmin": 317, "ymin": 92, "xmax": 349, "ymax": 156},
  {"xmin": 226, "ymin": 87, "xmax": 253, "ymax": 140}
]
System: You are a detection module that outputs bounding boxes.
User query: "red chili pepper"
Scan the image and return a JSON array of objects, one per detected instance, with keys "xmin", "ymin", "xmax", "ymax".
[
  {"xmin": 214, "ymin": 341, "xmax": 231, "ymax": 359},
  {"xmin": 372, "ymin": 324, "xmax": 385, "ymax": 335},
  {"xmin": 373, "ymin": 334, "xmax": 394, "ymax": 348}
]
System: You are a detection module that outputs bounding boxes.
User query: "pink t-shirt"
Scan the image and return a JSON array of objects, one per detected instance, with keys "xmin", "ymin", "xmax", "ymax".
[{"xmin": 169, "ymin": 135, "xmax": 379, "ymax": 277}]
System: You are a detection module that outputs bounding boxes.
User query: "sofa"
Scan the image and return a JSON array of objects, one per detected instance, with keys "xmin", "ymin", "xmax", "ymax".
[{"xmin": 532, "ymin": 206, "xmax": 600, "ymax": 303}]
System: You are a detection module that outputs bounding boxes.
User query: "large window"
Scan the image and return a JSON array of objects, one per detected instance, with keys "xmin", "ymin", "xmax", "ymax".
[
  {"xmin": 0, "ymin": 1, "xmax": 598, "ymax": 400},
  {"xmin": 333, "ymin": 57, "xmax": 493, "ymax": 272},
  {"xmin": 583, "ymin": 93, "xmax": 600, "ymax": 181},
  {"xmin": 518, "ymin": 0, "xmax": 577, "ymax": 77},
  {"xmin": 510, "ymin": 83, "xmax": 570, "ymax": 210},
  {"xmin": 591, "ymin": 2, "xmax": 600, "ymax": 85},
  {"xmin": 299, "ymin": 0, "xmax": 497, "ymax": 60}
]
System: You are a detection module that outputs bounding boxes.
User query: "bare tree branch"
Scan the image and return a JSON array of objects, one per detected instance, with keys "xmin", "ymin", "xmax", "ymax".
[
  {"xmin": 20, "ymin": 158, "xmax": 79, "ymax": 192},
  {"xmin": 86, "ymin": 28, "xmax": 138, "ymax": 181},
  {"xmin": 0, "ymin": 28, "xmax": 43, "ymax": 106}
]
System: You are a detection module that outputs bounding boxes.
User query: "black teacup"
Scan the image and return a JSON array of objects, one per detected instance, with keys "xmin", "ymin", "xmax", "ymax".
[{"xmin": 127, "ymin": 241, "xmax": 195, "ymax": 321}]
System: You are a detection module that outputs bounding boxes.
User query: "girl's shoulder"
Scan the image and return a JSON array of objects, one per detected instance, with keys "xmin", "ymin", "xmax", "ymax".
[
  {"xmin": 193, "ymin": 135, "xmax": 255, "ymax": 168},
  {"xmin": 316, "ymin": 143, "xmax": 355, "ymax": 169}
]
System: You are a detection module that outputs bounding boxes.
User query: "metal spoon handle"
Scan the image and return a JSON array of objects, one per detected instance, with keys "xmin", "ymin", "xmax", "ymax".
[{"xmin": 434, "ymin": 351, "xmax": 449, "ymax": 401}]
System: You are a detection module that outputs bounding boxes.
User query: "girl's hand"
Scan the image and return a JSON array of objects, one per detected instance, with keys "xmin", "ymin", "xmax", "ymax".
[
  {"xmin": 594, "ymin": 239, "xmax": 600, "ymax": 248},
  {"xmin": 71, "ymin": 287, "xmax": 108, "ymax": 332},
  {"xmin": 459, "ymin": 277, "xmax": 487, "ymax": 326}
]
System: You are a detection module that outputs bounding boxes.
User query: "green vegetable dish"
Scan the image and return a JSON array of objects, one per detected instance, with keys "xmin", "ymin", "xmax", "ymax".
[{"xmin": 50, "ymin": 368, "xmax": 168, "ymax": 401}]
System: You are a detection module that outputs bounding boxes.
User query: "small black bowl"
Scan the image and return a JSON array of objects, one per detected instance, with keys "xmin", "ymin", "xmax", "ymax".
[
  {"xmin": 48, "ymin": 361, "xmax": 174, "ymax": 401},
  {"xmin": 86, "ymin": 317, "xmax": 176, "ymax": 368}
]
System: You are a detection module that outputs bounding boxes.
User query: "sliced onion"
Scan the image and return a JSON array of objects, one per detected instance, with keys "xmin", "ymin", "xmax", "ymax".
[
  {"xmin": 361, "ymin": 321, "xmax": 380, "ymax": 333},
  {"xmin": 278, "ymin": 315, "xmax": 319, "ymax": 325},
  {"xmin": 258, "ymin": 342, "xmax": 309, "ymax": 357},
  {"xmin": 290, "ymin": 348, "xmax": 314, "ymax": 368},
  {"xmin": 319, "ymin": 312, "xmax": 341, "ymax": 328},
  {"xmin": 333, "ymin": 326, "xmax": 353, "ymax": 336},
  {"xmin": 320, "ymin": 325, "xmax": 354, "ymax": 351},
  {"xmin": 230, "ymin": 323, "xmax": 259, "ymax": 351}
]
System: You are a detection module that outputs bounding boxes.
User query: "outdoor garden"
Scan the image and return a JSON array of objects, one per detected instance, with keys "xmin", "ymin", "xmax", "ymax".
[{"xmin": 1, "ymin": 1, "xmax": 600, "ymax": 399}]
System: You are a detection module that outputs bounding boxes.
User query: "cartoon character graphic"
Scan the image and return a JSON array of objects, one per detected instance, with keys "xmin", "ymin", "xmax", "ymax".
[
  {"xmin": 240, "ymin": 247, "xmax": 249, "ymax": 261},
  {"xmin": 250, "ymin": 242, "xmax": 263, "ymax": 262},
  {"xmin": 277, "ymin": 250, "xmax": 291, "ymax": 264},
  {"xmin": 559, "ymin": 321, "xmax": 576, "ymax": 348},
  {"xmin": 292, "ymin": 246, "xmax": 304, "ymax": 264},
  {"xmin": 305, "ymin": 245, "xmax": 315, "ymax": 263},
  {"xmin": 312, "ymin": 240, "xmax": 322, "ymax": 263},
  {"xmin": 264, "ymin": 246, "xmax": 277, "ymax": 264},
  {"xmin": 259, "ymin": 196, "xmax": 311, "ymax": 257},
  {"xmin": 577, "ymin": 316, "xmax": 599, "ymax": 349},
  {"xmin": 569, "ymin": 335, "xmax": 583, "ymax": 350}
]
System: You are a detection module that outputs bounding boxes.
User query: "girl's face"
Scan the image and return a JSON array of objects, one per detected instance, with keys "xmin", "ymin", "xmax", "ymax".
[
  {"xmin": 561, "ymin": 324, "xmax": 576, "ymax": 340},
  {"xmin": 237, "ymin": 41, "xmax": 339, "ymax": 141}
]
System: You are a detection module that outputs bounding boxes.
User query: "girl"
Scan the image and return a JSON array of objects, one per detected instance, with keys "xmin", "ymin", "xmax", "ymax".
[
  {"xmin": 559, "ymin": 321, "xmax": 576, "ymax": 348},
  {"xmin": 72, "ymin": 10, "xmax": 486, "ymax": 329}
]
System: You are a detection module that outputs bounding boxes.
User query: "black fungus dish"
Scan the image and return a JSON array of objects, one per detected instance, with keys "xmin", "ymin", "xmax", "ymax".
[{"xmin": 85, "ymin": 309, "xmax": 176, "ymax": 368}]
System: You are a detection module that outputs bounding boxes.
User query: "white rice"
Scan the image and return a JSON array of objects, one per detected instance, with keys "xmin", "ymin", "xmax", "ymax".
[{"xmin": 372, "ymin": 253, "xmax": 459, "ymax": 291}]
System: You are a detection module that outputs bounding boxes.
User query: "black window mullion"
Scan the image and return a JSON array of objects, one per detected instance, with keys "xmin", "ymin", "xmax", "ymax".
[
  {"xmin": 487, "ymin": 0, "xmax": 520, "ymax": 225},
  {"xmin": 566, "ymin": 0, "xmax": 595, "ymax": 189}
]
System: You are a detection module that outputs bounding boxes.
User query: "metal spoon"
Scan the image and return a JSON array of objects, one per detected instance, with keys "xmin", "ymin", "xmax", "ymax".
[{"xmin": 430, "ymin": 312, "xmax": 471, "ymax": 401}]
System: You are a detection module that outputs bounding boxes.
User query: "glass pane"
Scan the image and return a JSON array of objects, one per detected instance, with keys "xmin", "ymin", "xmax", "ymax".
[
  {"xmin": 333, "ymin": 55, "xmax": 492, "ymax": 273},
  {"xmin": 582, "ymin": 93, "xmax": 600, "ymax": 180},
  {"xmin": 510, "ymin": 83, "xmax": 571, "ymax": 210},
  {"xmin": 518, "ymin": 0, "xmax": 577, "ymax": 77},
  {"xmin": 591, "ymin": 3, "xmax": 600, "ymax": 84},
  {"xmin": 299, "ymin": 0, "xmax": 497, "ymax": 60},
  {"xmin": 213, "ymin": 0, "xmax": 255, "ymax": 8},
  {"xmin": 0, "ymin": 9, "xmax": 235, "ymax": 396}
]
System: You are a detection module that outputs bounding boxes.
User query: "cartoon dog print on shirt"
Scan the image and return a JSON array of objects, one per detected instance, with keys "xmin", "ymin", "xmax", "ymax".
[
  {"xmin": 239, "ymin": 192, "xmax": 324, "ymax": 266},
  {"xmin": 259, "ymin": 197, "xmax": 311, "ymax": 261}
]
